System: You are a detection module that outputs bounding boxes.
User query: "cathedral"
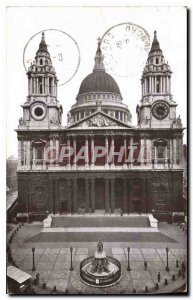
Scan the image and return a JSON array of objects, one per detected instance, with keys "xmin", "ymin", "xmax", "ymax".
[{"xmin": 16, "ymin": 31, "xmax": 184, "ymax": 219}]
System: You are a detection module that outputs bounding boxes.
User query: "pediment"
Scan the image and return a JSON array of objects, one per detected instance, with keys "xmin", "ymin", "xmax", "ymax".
[
  {"xmin": 32, "ymin": 138, "xmax": 46, "ymax": 145},
  {"xmin": 154, "ymin": 138, "xmax": 168, "ymax": 145},
  {"xmin": 67, "ymin": 111, "xmax": 132, "ymax": 129}
]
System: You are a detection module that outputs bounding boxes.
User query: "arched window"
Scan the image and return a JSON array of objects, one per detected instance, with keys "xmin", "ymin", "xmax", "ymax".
[{"xmin": 40, "ymin": 59, "xmax": 43, "ymax": 65}]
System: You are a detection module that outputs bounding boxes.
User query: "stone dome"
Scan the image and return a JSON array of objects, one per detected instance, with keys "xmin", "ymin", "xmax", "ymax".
[{"xmin": 78, "ymin": 70, "xmax": 121, "ymax": 96}]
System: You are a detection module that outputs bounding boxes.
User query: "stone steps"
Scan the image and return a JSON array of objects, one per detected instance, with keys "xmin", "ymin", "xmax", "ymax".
[{"xmin": 51, "ymin": 215, "xmax": 150, "ymax": 228}]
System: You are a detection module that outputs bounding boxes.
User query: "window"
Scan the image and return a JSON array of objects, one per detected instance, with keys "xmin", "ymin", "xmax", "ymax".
[
  {"xmin": 157, "ymin": 145, "xmax": 165, "ymax": 159},
  {"xmin": 38, "ymin": 77, "xmax": 43, "ymax": 94},
  {"xmin": 147, "ymin": 78, "xmax": 149, "ymax": 93},
  {"xmin": 156, "ymin": 58, "xmax": 159, "ymax": 64},
  {"xmin": 156, "ymin": 76, "xmax": 160, "ymax": 93},
  {"xmin": 40, "ymin": 59, "xmax": 43, "ymax": 65},
  {"xmin": 36, "ymin": 145, "xmax": 43, "ymax": 159},
  {"xmin": 49, "ymin": 78, "xmax": 52, "ymax": 94}
]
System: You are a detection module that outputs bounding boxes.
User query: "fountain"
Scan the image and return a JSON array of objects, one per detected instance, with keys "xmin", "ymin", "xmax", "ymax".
[{"xmin": 80, "ymin": 241, "xmax": 121, "ymax": 287}]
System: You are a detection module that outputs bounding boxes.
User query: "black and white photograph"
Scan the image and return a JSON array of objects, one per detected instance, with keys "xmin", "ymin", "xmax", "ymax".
[{"xmin": 5, "ymin": 4, "xmax": 188, "ymax": 295}]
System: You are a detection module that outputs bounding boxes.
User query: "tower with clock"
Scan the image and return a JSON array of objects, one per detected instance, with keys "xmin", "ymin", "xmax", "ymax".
[
  {"xmin": 137, "ymin": 31, "xmax": 178, "ymax": 129},
  {"xmin": 20, "ymin": 32, "xmax": 63, "ymax": 129}
]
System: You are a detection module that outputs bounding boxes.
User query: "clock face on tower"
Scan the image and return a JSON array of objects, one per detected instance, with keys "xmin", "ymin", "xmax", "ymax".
[
  {"xmin": 152, "ymin": 101, "xmax": 169, "ymax": 120},
  {"xmin": 31, "ymin": 103, "xmax": 47, "ymax": 120}
]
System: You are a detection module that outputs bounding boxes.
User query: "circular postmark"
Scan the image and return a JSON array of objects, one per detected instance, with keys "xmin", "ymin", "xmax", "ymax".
[
  {"xmin": 101, "ymin": 22, "xmax": 150, "ymax": 78},
  {"xmin": 23, "ymin": 29, "xmax": 80, "ymax": 86}
]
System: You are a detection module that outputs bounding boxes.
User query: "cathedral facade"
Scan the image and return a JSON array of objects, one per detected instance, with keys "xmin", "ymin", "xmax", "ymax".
[{"xmin": 16, "ymin": 31, "xmax": 184, "ymax": 219}]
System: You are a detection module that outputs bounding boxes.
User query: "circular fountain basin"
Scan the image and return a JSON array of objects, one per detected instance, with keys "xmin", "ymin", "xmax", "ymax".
[{"xmin": 80, "ymin": 256, "xmax": 121, "ymax": 287}]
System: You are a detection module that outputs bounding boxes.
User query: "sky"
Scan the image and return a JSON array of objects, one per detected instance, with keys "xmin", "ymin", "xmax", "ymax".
[{"xmin": 6, "ymin": 6, "xmax": 187, "ymax": 158}]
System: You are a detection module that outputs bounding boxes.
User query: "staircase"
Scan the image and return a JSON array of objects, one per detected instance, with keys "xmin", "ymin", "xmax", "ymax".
[{"xmin": 51, "ymin": 215, "xmax": 150, "ymax": 228}]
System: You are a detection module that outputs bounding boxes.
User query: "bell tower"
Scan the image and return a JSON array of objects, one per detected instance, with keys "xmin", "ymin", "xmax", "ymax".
[
  {"xmin": 137, "ymin": 31, "xmax": 179, "ymax": 128},
  {"xmin": 19, "ymin": 32, "xmax": 63, "ymax": 129}
]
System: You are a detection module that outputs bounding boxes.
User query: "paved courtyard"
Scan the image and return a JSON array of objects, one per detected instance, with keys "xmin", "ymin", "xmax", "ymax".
[{"xmin": 8, "ymin": 220, "xmax": 187, "ymax": 294}]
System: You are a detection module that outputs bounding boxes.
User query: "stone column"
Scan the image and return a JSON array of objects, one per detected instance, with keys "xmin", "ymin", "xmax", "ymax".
[
  {"xmin": 144, "ymin": 78, "xmax": 147, "ymax": 94},
  {"xmin": 148, "ymin": 139, "xmax": 152, "ymax": 164},
  {"xmin": 154, "ymin": 145, "xmax": 157, "ymax": 165},
  {"xmin": 129, "ymin": 136, "xmax": 133, "ymax": 167},
  {"xmin": 149, "ymin": 76, "xmax": 151, "ymax": 93},
  {"xmin": 55, "ymin": 138, "xmax": 59, "ymax": 166},
  {"xmin": 173, "ymin": 138, "xmax": 177, "ymax": 165},
  {"xmin": 140, "ymin": 138, "xmax": 145, "ymax": 165},
  {"xmin": 26, "ymin": 141, "xmax": 31, "ymax": 169},
  {"xmin": 105, "ymin": 136, "xmax": 109, "ymax": 169},
  {"xmin": 110, "ymin": 136, "xmax": 114, "ymax": 168},
  {"xmin": 85, "ymin": 136, "xmax": 89, "ymax": 169},
  {"xmin": 105, "ymin": 178, "xmax": 110, "ymax": 213},
  {"xmin": 91, "ymin": 136, "xmax": 95, "ymax": 168},
  {"xmin": 170, "ymin": 138, "xmax": 173, "ymax": 168},
  {"xmin": 85, "ymin": 178, "xmax": 89, "ymax": 213},
  {"xmin": 52, "ymin": 180, "xmax": 56, "ymax": 214},
  {"xmin": 18, "ymin": 140, "xmax": 21, "ymax": 167},
  {"xmin": 128, "ymin": 180, "xmax": 131, "ymax": 213},
  {"xmin": 49, "ymin": 140, "xmax": 54, "ymax": 166},
  {"xmin": 176, "ymin": 136, "xmax": 179, "ymax": 164},
  {"xmin": 179, "ymin": 137, "xmax": 183, "ymax": 166},
  {"xmin": 73, "ymin": 137, "xmax": 77, "ymax": 169},
  {"xmin": 55, "ymin": 180, "xmax": 59, "ymax": 213},
  {"xmin": 72, "ymin": 178, "xmax": 77, "ymax": 213},
  {"xmin": 67, "ymin": 138, "xmax": 71, "ymax": 169},
  {"xmin": 34, "ymin": 77, "xmax": 37, "ymax": 94},
  {"xmin": 91, "ymin": 178, "xmax": 95, "ymax": 213},
  {"xmin": 28, "ymin": 77, "xmax": 30, "ymax": 95},
  {"xmin": 110, "ymin": 178, "xmax": 115, "ymax": 213},
  {"xmin": 123, "ymin": 178, "xmax": 127, "ymax": 213},
  {"xmin": 67, "ymin": 179, "xmax": 72, "ymax": 214},
  {"xmin": 151, "ymin": 76, "xmax": 154, "ymax": 93},
  {"xmin": 169, "ymin": 76, "xmax": 171, "ymax": 93},
  {"xmin": 32, "ymin": 146, "xmax": 36, "ymax": 167},
  {"xmin": 166, "ymin": 76, "xmax": 169, "ymax": 92},
  {"xmin": 152, "ymin": 77, "xmax": 154, "ymax": 93},
  {"xmin": 163, "ymin": 76, "xmax": 165, "ymax": 92},
  {"xmin": 141, "ymin": 179, "xmax": 146, "ymax": 213},
  {"xmin": 123, "ymin": 136, "xmax": 127, "ymax": 168},
  {"xmin": 160, "ymin": 77, "xmax": 163, "ymax": 93}
]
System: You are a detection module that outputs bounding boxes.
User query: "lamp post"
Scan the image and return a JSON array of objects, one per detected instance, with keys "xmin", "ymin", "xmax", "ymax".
[
  {"xmin": 165, "ymin": 247, "xmax": 169, "ymax": 271},
  {"xmin": 70, "ymin": 246, "xmax": 74, "ymax": 271},
  {"xmin": 32, "ymin": 246, "xmax": 36, "ymax": 272},
  {"xmin": 127, "ymin": 247, "xmax": 131, "ymax": 271}
]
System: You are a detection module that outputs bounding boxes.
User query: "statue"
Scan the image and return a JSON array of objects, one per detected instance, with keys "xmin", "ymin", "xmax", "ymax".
[
  {"xmin": 97, "ymin": 240, "xmax": 103, "ymax": 252},
  {"xmin": 67, "ymin": 112, "xmax": 73, "ymax": 124},
  {"xmin": 96, "ymin": 99, "xmax": 102, "ymax": 111},
  {"xmin": 177, "ymin": 114, "xmax": 182, "ymax": 124},
  {"xmin": 19, "ymin": 117, "xmax": 23, "ymax": 125}
]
